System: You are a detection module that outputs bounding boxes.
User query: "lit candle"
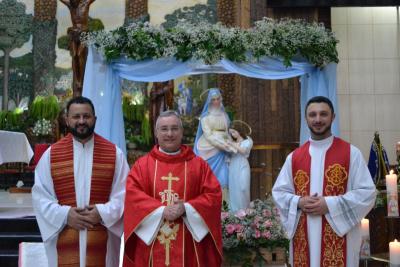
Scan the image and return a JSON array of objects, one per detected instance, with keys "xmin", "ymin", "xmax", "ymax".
[
  {"xmin": 360, "ymin": 218, "xmax": 369, "ymax": 237},
  {"xmin": 390, "ymin": 239, "xmax": 400, "ymax": 264},
  {"xmin": 386, "ymin": 170, "xmax": 398, "ymax": 193}
]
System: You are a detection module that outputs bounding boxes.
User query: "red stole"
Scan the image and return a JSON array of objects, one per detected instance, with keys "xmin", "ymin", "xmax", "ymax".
[
  {"xmin": 292, "ymin": 137, "xmax": 350, "ymax": 267},
  {"xmin": 124, "ymin": 145, "xmax": 222, "ymax": 267},
  {"xmin": 50, "ymin": 133, "xmax": 116, "ymax": 267}
]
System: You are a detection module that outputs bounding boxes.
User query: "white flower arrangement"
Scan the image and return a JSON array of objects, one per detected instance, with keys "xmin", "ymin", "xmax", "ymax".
[
  {"xmin": 82, "ymin": 17, "xmax": 338, "ymax": 67},
  {"xmin": 32, "ymin": 118, "xmax": 52, "ymax": 137}
]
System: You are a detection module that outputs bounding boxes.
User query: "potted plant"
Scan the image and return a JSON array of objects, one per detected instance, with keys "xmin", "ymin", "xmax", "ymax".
[{"xmin": 221, "ymin": 197, "xmax": 289, "ymax": 267}]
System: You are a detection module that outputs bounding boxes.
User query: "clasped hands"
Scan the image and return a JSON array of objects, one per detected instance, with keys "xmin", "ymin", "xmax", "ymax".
[
  {"xmin": 67, "ymin": 205, "xmax": 102, "ymax": 230},
  {"xmin": 298, "ymin": 193, "xmax": 329, "ymax": 215},
  {"xmin": 163, "ymin": 200, "xmax": 186, "ymax": 221}
]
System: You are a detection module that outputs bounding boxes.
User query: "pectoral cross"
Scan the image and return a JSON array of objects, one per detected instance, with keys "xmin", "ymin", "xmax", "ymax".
[{"xmin": 161, "ymin": 172, "xmax": 180, "ymax": 206}]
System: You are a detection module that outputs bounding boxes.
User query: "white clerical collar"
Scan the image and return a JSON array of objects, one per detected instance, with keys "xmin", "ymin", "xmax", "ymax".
[
  {"xmin": 72, "ymin": 134, "xmax": 94, "ymax": 149},
  {"xmin": 159, "ymin": 147, "xmax": 181, "ymax": 155},
  {"xmin": 309, "ymin": 135, "xmax": 334, "ymax": 146}
]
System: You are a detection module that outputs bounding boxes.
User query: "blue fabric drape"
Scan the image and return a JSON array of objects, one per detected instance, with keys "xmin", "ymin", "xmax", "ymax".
[{"xmin": 83, "ymin": 46, "xmax": 339, "ymax": 154}]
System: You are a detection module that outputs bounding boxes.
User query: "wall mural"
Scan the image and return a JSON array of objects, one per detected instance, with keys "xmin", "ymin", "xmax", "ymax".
[
  {"xmin": 0, "ymin": 0, "xmax": 216, "ymax": 108},
  {"xmin": 0, "ymin": 0, "xmax": 217, "ymax": 150}
]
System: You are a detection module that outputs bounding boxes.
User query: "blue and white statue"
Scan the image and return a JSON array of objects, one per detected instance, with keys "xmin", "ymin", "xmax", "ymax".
[
  {"xmin": 177, "ymin": 81, "xmax": 193, "ymax": 115},
  {"xmin": 194, "ymin": 88, "xmax": 237, "ymax": 189}
]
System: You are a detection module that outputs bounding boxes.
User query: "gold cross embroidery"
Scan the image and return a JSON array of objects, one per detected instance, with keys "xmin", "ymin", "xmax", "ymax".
[
  {"xmin": 157, "ymin": 172, "xmax": 180, "ymax": 266},
  {"xmin": 161, "ymin": 172, "xmax": 180, "ymax": 206},
  {"xmin": 157, "ymin": 222, "xmax": 179, "ymax": 266}
]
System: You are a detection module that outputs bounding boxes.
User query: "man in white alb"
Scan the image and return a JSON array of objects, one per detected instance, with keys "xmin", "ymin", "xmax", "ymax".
[
  {"xmin": 272, "ymin": 96, "xmax": 376, "ymax": 267},
  {"xmin": 32, "ymin": 96, "xmax": 129, "ymax": 267}
]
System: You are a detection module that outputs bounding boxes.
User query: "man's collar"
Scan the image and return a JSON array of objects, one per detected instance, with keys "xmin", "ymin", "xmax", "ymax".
[
  {"xmin": 72, "ymin": 134, "xmax": 94, "ymax": 147},
  {"xmin": 159, "ymin": 147, "xmax": 181, "ymax": 155}
]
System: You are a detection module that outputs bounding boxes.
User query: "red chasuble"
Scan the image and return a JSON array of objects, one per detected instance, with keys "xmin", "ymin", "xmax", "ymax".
[
  {"xmin": 124, "ymin": 145, "xmax": 222, "ymax": 267},
  {"xmin": 50, "ymin": 133, "xmax": 116, "ymax": 267},
  {"xmin": 291, "ymin": 137, "xmax": 350, "ymax": 267}
]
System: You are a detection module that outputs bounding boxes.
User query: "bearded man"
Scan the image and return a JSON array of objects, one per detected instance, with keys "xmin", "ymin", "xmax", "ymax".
[
  {"xmin": 32, "ymin": 96, "xmax": 129, "ymax": 267},
  {"xmin": 272, "ymin": 96, "xmax": 376, "ymax": 267}
]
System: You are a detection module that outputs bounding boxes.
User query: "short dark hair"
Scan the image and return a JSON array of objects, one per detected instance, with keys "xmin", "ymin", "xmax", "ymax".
[
  {"xmin": 305, "ymin": 96, "xmax": 334, "ymax": 115},
  {"xmin": 66, "ymin": 96, "xmax": 95, "ymax": 116}
]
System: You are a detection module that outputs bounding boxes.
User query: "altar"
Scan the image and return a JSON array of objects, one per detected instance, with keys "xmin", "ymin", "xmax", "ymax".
[{"xmin": 0, "ymin": 130, "xmax": 33, "ymax": 165}]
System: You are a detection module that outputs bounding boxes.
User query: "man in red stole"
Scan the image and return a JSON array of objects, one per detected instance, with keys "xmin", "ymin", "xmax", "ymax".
[
  {"xmin": 124, "ymin": 110, "xmax": 222, "ymax": 267},
  {"xmin": 32, "ymin": 96, "xmax": 129, "ymax": 267},
  {"xmin": 272, "ymin": 96, "xmax": 376, "ymax": 267}
]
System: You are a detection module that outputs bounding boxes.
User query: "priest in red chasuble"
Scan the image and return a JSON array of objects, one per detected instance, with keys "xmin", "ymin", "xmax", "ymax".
[
  {"xmin": 124, "ymin": 110, "xmax": 223, "ymax": 267},
  {"xmin": 272, "ymin": 96, "xmax": 376, "ymax": 267}
]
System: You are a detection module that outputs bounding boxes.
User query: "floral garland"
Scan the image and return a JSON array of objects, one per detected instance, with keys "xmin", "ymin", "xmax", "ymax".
[{"xmin": 83, "ymin": 18, "xmax": 338, "ymax": 67}]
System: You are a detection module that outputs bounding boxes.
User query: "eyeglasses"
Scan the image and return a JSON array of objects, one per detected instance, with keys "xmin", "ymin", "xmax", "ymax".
[{"xmin": 157, "ymin": 127, "xmax": 181, "ymax": 134}]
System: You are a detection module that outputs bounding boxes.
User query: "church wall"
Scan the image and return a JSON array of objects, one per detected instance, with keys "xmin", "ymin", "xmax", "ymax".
[{"xmin": 332, "ymin": 7, "xmax": 400, "ymax": 164}]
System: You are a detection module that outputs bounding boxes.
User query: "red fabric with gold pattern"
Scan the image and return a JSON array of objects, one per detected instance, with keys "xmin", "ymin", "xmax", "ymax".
[
  {"xmin": 292, "ymin": 141, "xmax": 311, "ymax": 267},
  {"xmin": 123, "ymin": 145, "xmax": 222, "ymax": 267},
  {"xmin": 50, "ymin": 133, "xmax": 116, "ymax": 267},
  {"xmin": 292, "ymin": 137, "xmax": 350, "ymax": 267}
]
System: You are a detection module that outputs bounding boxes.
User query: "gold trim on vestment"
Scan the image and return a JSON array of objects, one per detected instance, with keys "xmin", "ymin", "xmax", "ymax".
[
  {"xmin": 192, "ymin": 235, "xmax": 200, "ymax": 267},
  {"xmin": 184, "ymin": 161, "xmax": 187, "ymax": 201},
  {"xmin": 183, "ymin": 161, "xmax": 187, "ymax": 266},
  {"xmin": 153, "ymin": 160, "xmax": 158, "ymax": 198},
  {"xmin": 149, "ymin": 238, "xmax": 156, "ymax": 267},
  {"xmin": 182, "ymin": 223, "xmax": 185, "ymax": 266}
]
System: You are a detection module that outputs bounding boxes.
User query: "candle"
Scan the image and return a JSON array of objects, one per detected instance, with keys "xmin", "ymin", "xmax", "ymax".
[
  {"xmin": 386, "ymin": 170, "xmax": 398, "ymax": 193},
  {"xmin": 360, "ymin": 218, "xmax": 369, "ymax": 237},
  {"xmin": 390, "ymin": 239, "xmax": 400, "ymax": 264},
  {"xmin": 359, "ymin": 218, "xmax": 371, "ymax": 258}
]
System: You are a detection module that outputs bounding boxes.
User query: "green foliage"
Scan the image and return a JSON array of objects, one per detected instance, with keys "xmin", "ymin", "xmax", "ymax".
[
  {"xmin": 162, "ymin": 0, "xmax": 217, "ymax": 29},
  {"xmin": 29, "ymin": 95, "xmax": 60, "ymax": 121},
  {"xmin": 0, "ymin": 0, "xmax": 32, "ymax": 52},
  {"xmin": 140, "ymin": 114, "xmax": 151, "ymax": 146},
  {"xmin": 88, "ymin": 17, "xmax": 105, "ymax": 32},
  {"xmin": 57, "ymin": 35, "xmax": 69, "ymax": 51},
  {"xmin": 0, "ymin": 53, "xmax": 32, "ymax": 71},
  {"xmin": 84, "ymin": 18, "xmax": 338, "ymax": 67},
  {"xmin": 7, "ymin": 70, "xmax": 33, "ymax": 105},
  {"xmin": 122, "ymin": 96, "xmax": 144, "ymax": 122},
  {"xmin": 223, "ymin": 246, "xmax": 254, "ymax": 267},
  {"xmin": 123, "ymin": 93, "xmax": 152, "ymax": 149},
  {"xmin": 0, "ymin": 108, "xmax": 25, "ymax": 131}
]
